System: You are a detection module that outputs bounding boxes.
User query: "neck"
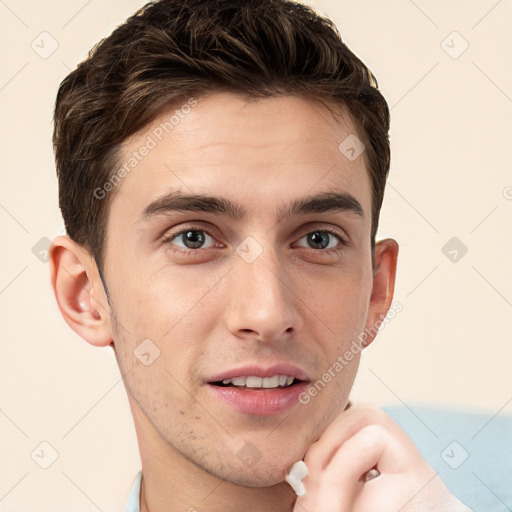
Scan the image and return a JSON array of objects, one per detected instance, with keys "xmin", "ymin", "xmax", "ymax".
[{"xmin": 139, "ymin": 473, "xmax": 295, "ymax": 512}]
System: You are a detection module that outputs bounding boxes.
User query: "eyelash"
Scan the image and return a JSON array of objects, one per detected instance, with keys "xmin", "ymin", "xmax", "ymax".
[{"xmin": 161, "ymin": 225, "xmax": 348, "ymax": 256}]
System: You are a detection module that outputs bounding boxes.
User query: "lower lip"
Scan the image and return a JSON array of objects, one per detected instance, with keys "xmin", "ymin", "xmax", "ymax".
[{"xmin": 206, "ymin": 382, "xmax": 309, "ymax": 416}]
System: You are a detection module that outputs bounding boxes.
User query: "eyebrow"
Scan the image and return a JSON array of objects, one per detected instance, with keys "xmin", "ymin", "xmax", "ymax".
[{"xmin": 138, "ymin": 190, "xmax": 364, "ymax": 224}]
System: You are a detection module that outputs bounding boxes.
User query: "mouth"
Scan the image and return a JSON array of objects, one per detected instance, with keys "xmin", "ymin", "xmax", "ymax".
[
  {"xmin": 211, "ymin": 374, "xmax": 302, "ymax": 389},
  {"xmin": 205, "ymin": 364, "xmax": 311, "ymax": 416}
]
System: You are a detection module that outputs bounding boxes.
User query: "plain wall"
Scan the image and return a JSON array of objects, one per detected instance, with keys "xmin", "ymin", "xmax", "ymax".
[{"xmin": 0, "ymin": 1, "xmax": 511, "ymax": 510}]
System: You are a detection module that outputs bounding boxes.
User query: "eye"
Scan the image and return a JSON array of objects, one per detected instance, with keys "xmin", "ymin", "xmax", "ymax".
[
  {"xmin": 296, "ymin": 230, "xmax": 344, "ymax": 251},
  {"xmin": 165, "ymin": 228, "xmax": 217, "ymax": 250}
]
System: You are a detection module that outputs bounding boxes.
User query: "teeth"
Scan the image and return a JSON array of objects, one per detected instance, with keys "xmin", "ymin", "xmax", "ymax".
[
  {"xmin": 219, "ymin": 375, "xmax": 296, "ymax": 389},
  {"xmin": 246, "ymin": 376, "xmax": 263, "ymax": 388},
  {"xmin": 262, "ymin": 376, "xmax": 279, "ymax": 388}
]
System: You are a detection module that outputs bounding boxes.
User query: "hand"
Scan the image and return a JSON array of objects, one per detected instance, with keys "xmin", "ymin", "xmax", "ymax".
[{"xmin": 293, "ymin": 404, "xmax": 471, "ymax": 512}]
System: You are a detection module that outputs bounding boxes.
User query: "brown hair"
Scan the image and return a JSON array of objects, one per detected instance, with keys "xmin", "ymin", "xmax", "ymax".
[{"xmin": 53, "ymin": 0, "xmax": 390, "ymax": 274}]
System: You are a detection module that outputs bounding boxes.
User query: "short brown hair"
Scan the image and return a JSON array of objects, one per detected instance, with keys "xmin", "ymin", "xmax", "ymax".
[{"xmin": 53, "ymin": 0, "xmax": 390, "ymax": 273}]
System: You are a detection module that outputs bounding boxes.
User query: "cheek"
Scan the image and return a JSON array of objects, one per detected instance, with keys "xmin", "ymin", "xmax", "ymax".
[
  {"xmin": 309, "ymin": 277, "xmax": 372, "ymax": 350},
  {"xmin": 310, "ymin": 246, "xmax": 372, "ymax": 298},
  {"xmin": 109, "ymin": 260, "xmax": 213, "ymax": 336},
  {"xmin": 304, "ymin": 272, "xmax": 369, "ymax": 403},
  {"xmin": 108, "ymin": 264, "xmax": 219, "ymax": 388}
]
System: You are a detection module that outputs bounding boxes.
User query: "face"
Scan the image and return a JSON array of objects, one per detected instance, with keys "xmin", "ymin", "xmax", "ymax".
[{"xmin": 99, "ymin": 93, "xmax": 388, "ymax": 486}]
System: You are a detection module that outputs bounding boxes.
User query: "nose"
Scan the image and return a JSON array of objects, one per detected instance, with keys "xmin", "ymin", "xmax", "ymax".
[{"xmin": 225, "ymin": 246, "xmax": 303, "ymax": 343}]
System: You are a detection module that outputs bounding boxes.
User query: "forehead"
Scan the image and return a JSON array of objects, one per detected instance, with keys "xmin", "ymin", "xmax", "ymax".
[{"xmin": 110, "ymin": 93, "xmax": 371, "ymax": 225}]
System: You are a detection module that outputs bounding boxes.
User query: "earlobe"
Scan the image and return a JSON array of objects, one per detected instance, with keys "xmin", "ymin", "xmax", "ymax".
[
  {"xmin": 362, "ymin": 238, "xmax": 399, "ymax": 349},
  {"xmin": 50, "ymin": 235, "xmax": 113, "ymax": 347}
]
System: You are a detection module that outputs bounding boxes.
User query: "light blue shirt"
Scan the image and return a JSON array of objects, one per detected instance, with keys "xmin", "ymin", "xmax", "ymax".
[{"xmin": 125, "ymin": 470, "xmax": 142, "ymax": 512}]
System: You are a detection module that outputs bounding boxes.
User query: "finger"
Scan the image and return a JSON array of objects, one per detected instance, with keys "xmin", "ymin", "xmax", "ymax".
[
  {"xmin": 299, "ymin": 424, "xmax": 426, "ymax": 512},
  {"xmin": 299, "ymin": 425, "xmax": 386, "ymax": 511},
  {"xmin": 327, "ymin": 422, "xmax": 417, "ymax": 483},
  {"xmin": 304, "ymin": 403, "xmax": 416, "ymax": 474}
]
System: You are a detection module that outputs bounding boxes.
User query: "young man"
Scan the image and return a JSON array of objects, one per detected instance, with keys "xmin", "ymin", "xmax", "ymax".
[{"xmin": 49, "ymin": 0, "xmax": 471, "ymax": 510}]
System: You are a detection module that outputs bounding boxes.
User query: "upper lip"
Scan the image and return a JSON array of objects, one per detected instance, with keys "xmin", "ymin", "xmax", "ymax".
[{"xmin": 205, "ymin": 363, "xmax": 311, "ymax": 383}]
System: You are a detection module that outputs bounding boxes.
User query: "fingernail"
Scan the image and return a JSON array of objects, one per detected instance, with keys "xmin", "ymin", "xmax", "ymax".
[{"xmin": 285, "ymin": 460, "xmax": 308, "ymax": 497}]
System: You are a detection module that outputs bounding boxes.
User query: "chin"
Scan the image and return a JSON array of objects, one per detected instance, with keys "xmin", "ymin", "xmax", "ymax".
[
  {"xmin": 224, "ymin": 464, "xmax": 291, "ymax": 488},
  {"xmin": 214, "ymin": 449, "xmax": 303, "ymax": 488}
]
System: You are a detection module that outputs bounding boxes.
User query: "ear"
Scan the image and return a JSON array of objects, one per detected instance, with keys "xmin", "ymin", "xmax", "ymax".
[
  {"xmin": 361, "ymin": 238, "xmax": 399, "ymax": 349},
  {"xmin": 49, "ymin": 235, "xmax": 113, "ymax": 347}
]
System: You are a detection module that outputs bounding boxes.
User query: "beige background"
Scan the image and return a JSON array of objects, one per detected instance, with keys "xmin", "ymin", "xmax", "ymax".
[{"xmin": 0, "ymin": 1, "xmax": 511, "ymax": 510}]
